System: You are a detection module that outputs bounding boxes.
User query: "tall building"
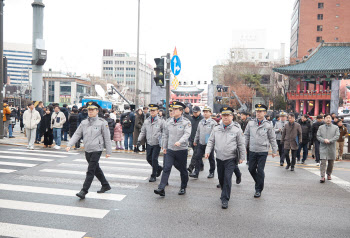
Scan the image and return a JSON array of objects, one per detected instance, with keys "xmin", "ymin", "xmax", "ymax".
[
  {"xmin": 290, "ymin": 0, "xmax": 350, "ymax": 60},
  {"xmin": 101, "ymin": 50, "xmax": 153, "ymax": 105},
  {"xmin": 4, "ymin": 43, "xmax": 32, "ymax": 85}
]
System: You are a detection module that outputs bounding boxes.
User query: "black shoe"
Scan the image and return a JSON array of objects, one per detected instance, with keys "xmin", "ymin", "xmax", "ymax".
[
  {"xmin": 254, "ymin": 191, "xmax": 261, "ymax": 198},
  {"xmin": 297, "ymin": 159, "xmax": 300, "ymax": 163},
  {"xmin": 76, "ymin": 190, "xmax": 87, "ymax": 199},
  {"xmin": 280, "ymin": 162, "xmax": 284, "ymax": 166},
  {"xmin": 149, "ymin": 176, "xmax": 156, "ymax": 182},
  {"xmin": 156, "ymin": 166, "xmax": 163, "ymax": 177},
  {"xmin": 312, "ymin": 155, "xmax": 315, "ymax": 158},
  {"xmin": 34, "ymin": 141, "xmax": 40, "ymax": 144},
  {"xmin": 97, "ymin": 185, "xmax": 111, "ymax": 193},
  {"xmin": 285, "ymin": 165, "xmax": 290, "ymax": 170},
  {"xmin": 236, "ymin": 175, "xmax": 242, "ymax": 184},
  {"xmin": 217, "ymin": 184, "xmax": 221, "ymax": 188},
  {"xmin": 189, "ymin": 172, "xmax": 198, "ymax": 179},
  {"xmin": 222, "ymin": 200, "xmax": 228, "ymax": 209},
  {"xmin": 207, "ymin": 173, "xmax": 214, "ymax": 179},
  {"xmin": 291, "ymin": 167, "xmax": 294, "ymax": 171},
  {"xmin": 301, "ymin": 161, "xmax": 305, "ymax": 164},
  {"xmin": 9, "ymin": 136, "xmax": 15, "ymax": 138},
  {"xmin": 178, "ymin": 188, "xmax": 186, "ymax": 195},
  {"xmin": 154, "ymin": 188, "xmax": 165, "ymax": 197},
  {"xmin": 187, "ymin": 167, "xmax": 193, "ymax": 174}
]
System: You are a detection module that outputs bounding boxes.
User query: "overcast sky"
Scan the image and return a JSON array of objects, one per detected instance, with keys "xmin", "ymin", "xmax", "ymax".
[{"xmin": 4, "ymin": 0, "xmax": 295, "ymax": 83}]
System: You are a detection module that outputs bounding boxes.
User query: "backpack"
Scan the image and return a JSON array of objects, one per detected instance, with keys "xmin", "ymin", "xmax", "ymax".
[{"xmin": 122, "ymin": 112, "xmax": 132, "ymax": 129}]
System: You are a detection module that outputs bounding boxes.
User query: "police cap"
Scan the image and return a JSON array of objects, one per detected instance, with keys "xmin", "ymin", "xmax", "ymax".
[
  {"xmin": 170, "ymin": 101, "xmax": 186, "ymax": 109},
  {"xmin": 86, "ymin": 101, "xmax": 100, "ymax": 110},
  {"xmin": 255, "ymin": 104, "xmax": 267, "ymax": 111},
  {"xmin": 220, "ymin": 106, "xmax": 234, "ymax": 115},
  {"xmin": 148, "ymin": 104, "xmax": 159, "ymax": 110}
]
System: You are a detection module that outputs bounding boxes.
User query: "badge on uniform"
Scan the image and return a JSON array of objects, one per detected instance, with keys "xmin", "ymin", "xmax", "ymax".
[
  {"xmin": 155, "ymin": 125, "xmax": 159, "ymax": 128},
  {"xmin": 229, "ymin": 133, "xmax": 235, "ymax": 137},
  {"xmin": 188, "ymin": 123, "xmax": 191, "ymax": 127}
]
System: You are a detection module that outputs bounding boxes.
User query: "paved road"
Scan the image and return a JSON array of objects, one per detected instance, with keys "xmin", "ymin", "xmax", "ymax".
[{"xmin": 0, "ymin": 145, "xmax": 349, "ymax": 238}]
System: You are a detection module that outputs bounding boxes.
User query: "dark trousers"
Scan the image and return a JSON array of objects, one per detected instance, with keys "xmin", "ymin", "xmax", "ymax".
[
  {"xmin": 43, "ymin": 129, "xmax": 54, "ymax": 146},
  {"xmin": 159, "ymin": 149, "xmax": 188, "ymax": 190},
  {"xmin": 82, "ymin": 151, "xmax": 109, "ymax": 192},
  {"xmin": 217, "ymin": 158, "xmax": 235, "ymax": 202},
  {"xmin": 36, "ymin": 122, "xmax": 41, "ymax": 141},
  {"xmin": 146, "ymin": 144, "xmax": 162, "ymax": 177},
  {"xmin": 284, "ymin": 149, "xmax": 297, "ymax": 167},
  {"xmin": 62, "ymin": 130, "xmax": 68, "ymax": 141},
  {"xmin": 189, "ymin": 143, "xmax": 203, "ymax": 170},
  {"xmin": 297, "ymin": 143, "xmax": 308, "ymax": 162},
  {"xmin": 194, "ymin": 144, "xmax": 215, "ymax": 175},
  {"xmin": 277, "ymin": 140, "xmax": 285, "ymax": 163},
  {"xmin": 314, "ymin": 140, "xmax": 320, "ymax": 163},
  {"xmin": 248, "ymin": 151, "xmax": 268, "ymax": 193}
]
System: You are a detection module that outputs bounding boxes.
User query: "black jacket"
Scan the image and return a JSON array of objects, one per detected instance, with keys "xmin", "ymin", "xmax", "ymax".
[
  {"xmin": 239, "ymin": 119, "xmax": 250, "ymax": 132},
  {"xmin": 78, "ymin": 111, "xmax": 88, "ymax": 125},
  {"xmin": 69, "ymin": 113, "xmax": 79, "ymax": 137},
  {"xmin": 40, "ymin": 113, "xmax": 53, "ymax": 135},
  {"xmin": 61, "ymin": 107, "xmax": 69, "ymax": 131},
  {"xmin": 189, "ymin": 114, "xmax": 204, "ymax": 143},
  {"xmin": 298, "ymin": 119, "xmax": 312, "ymax": 143},
  {"xmin": 120, "ymin": 111, "xmax": 135, "ymax": 134},
  {"xmin": 106, "ymin": 117, "xmax": 116, "ymax": 140},
  {"xmin": 312, "ymin": 121, "xmax": 324, "ymax": 141}
]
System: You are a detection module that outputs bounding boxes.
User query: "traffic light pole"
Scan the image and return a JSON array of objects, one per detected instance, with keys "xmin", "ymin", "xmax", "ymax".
[
  {"xmin": 165, "ymin": 53, "xmax": 170, "ymax": 118},
  {"xmin": 0, "ymin": 0, "xmax": 4, "ymax": 139}
]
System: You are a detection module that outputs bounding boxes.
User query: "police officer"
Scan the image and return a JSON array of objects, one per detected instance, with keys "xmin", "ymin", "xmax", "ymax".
[
  {"xmin": 244, "ymin": 104, "xmax": 278, "ymax": 198},
  {"xmin": 66, "ymin": 101, "xmax": 112, "ymax": 199},
  {"xmin": 205, "ymin": 107, "xmax": 246, "ymax": 209},
  {"xmin": 154, "ymin": 101, "xmax": 191, "ymax": 196},
  {"xmin": 190, "ymin": 106, "xmax": 217, "ymax": 179},
  {"xmin": 274, "ymin": 111, "xmax": 287, "ymax": 166},
  {"xmin": 137, "ymin": 104, "xmax": 164, "ymax": 182}
]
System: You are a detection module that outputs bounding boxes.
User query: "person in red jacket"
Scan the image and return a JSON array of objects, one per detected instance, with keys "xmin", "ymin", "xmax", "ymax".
[{"xmin": 3, "ymin": 100, "xmax": 11, "ymax": 138}]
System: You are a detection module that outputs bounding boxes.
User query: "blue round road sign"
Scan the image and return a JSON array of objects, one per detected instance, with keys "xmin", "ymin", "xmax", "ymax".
[{"xmin": 171, "ymin": 55, "xmax": 181, "ymax": 76}]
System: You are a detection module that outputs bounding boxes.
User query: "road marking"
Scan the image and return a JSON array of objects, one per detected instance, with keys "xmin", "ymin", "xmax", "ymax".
[
  {"xmin": 0, "ymin": 155, "xmax": 53, "ymax": 162},
  {"xmin": 1, "ymin": 151, "xmax": 67, "ymax": 158},
  {"xmin": 40, "ymin": 169, "xmax": 148, "ymax": 180},
  {"xmin": 0, "ymin": 199, "xmax": 109, "ymax": 218},
  {"xmin": 303, "ymin": 168, "xmax": 350, "ymax": 193},
  {"xmin": 73, "ymin": 159, "xmax": 150, "ymax": 167},
  {"xmin": 8, "ymin": 148, "xmax": 80, "ymax": 155},
  {"xmin": 0, "ymin": 183, "xmax": 126, "ymax": 201},
  {"xmin": 0, "ymin": 161, "xmax": 37, "ymax": 167},
  {"xmin": 0, "ymin": 169, "xmax": 17, "ymax": 173},
  {"xmin": 0, "ymin": 222, "xmax": 86, "ymax": 238},
  {"xmin": 59, "ymin": 163, "xmax": 150, "ymax": 173}
]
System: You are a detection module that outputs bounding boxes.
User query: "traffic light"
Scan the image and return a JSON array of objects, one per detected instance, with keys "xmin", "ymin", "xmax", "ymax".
[
  {"xmin": 216, "ymin": 85, "xmax": 223, "ymax": 92},
  {"xmin": 154, "ymin": 58, "xmax": 164, "ymax": 86},
  {"xmin": 3, "ymin": 57, "xmax": 7, "ymax": 84}
]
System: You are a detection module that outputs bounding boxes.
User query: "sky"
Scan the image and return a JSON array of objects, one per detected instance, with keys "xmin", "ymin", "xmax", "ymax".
[{"xmin": 3, "ymin": 0, "xmax": 295, "ymax": 83}]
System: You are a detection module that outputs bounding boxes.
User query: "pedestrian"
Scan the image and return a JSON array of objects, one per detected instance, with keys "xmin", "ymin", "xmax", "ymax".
[
  {"xmin": 137, "ymin": 104, "xmax": 164, "ymax": 182},
  {"xmin": 105, "ymin": 113, "xmax": 116, "ymax": 140},
  {"xmin": 244, "ymin": 104, "xmax": 278, "ymax": 198},
  {"xmin": 40, "ymin": 106, "xmax": 54, "ymax": 148},
  {"xmin": 205, "ymin": 106, "xmax": 245, "ymax": 209},
  {"xmin": 78, "ymin": 106, "xmax": 88, "ymax": 125},
  {"xmin": 274, "ymin": 112, "xmax": 287, "ymax": 166},
  {"xmin": 2, "ymin": 100, "xmax": 11, "ymax": 138},
  {"xmin": 61, "ymin": 104, "xmax": 69, "ymax": 142},
  {"xmin": 154, "ymin": 101, "xmax": 191, "ymax": 197},
  {"xmin": 158, "ymin": 110, "xmax": 165, "ymax": 120},
  {"xmin": 66, "ymin": 101, "xmax": 112, "ymax": 199},
  {"xmin": 113, "ymin": 119, "xmax": 124, "ymax": 150},
  {"xmin": 190, "ymin": 106, "xmax": 217, "ymax": 179},
  {"xmin": 312, "ymin": 115, "xmax": 324, "ymax": 166},
  {"xmin": 336, "ymin": 120, "xmax": 348, "ymax": 161},
  {"xmin": 8, "ymin": 107, "xmax": 17, "ymax": 138},
  {"xmin": 240, "ymin": 111, "xmax": 251, "ymax": 165},
  {"xmin": 120, "ymin": 104, "xmax": 135, "ymax": 152},
  {"xmin": 143, "ymin": 106, "xmax": 150, "ymax": 120},
  {"xmin": 35, "ymin": 101, "xmax": 44, "ymax": 144},
  {"xmin": 51, "ymin": 105, "xmax": 66, "ymax": 150},
  {"xmin": 317, "ymin": 114, "xmax": 340, "ymax": 183},
  {"xmin": 23, "ymin": 102, "xmax": 41, "ymax": 150},
  {"xmin": 183, "ymin": 105, "xmax": 192, "ymax": 120},
  {"xmin": 68, "ymin": 108, "xmax": 80, "ymax": 149},
  {"xmin": 296, "ymin": 114, "xmax": 311, "ymax": 164},
  {"xmin": 110, "ymin": 109, "xmax": 117, "ymax": 121},
  {"xmin": 133, "ymin": 108, "xmax": 145, "ymax": 152},
  {"xmin": 281, "ymin": 113, "xmax": 302, "ymax": 171},
  {"xmin": 187, "ymin": 106, "xmax": 204, "ymax": 174},
  {"xmin": 20, "ymin": 108, "xmax": 25, "ymax": 133}
]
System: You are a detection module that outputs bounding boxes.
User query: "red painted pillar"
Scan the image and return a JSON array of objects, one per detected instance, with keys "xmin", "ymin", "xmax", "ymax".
[
  {"xmin": 304, "ymin": 81, "xmax": 308, "ymax": 92},
  {"xmin": 316, "ymin": 78, "xmax": 320, "ymax": 93},
  {"xmin": 297, "ymin": 78, "xmax": 301, "ymax": 93},
  {"xmin": 303, "ymin": 100, "xmax": 307, "ymax": 114},
  {"xmin": 315, "ymin": 99, "xmax": 320, "ymax": 115},
  {"xmin": 296, "ymin": 99, "xmax": 300, "ymax": 113},
  {"xmin": 322, "ymin": 100, "xmax": 326, "ymax": 113},
  {"xmin": 323, "ymin": 81, "xmax": 327, "ymax": 91}
]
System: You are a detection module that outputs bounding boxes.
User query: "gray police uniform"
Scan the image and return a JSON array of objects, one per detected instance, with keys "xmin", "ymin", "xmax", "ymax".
[
  {"xmin": 138, "ymin": 115, "xmax": 164, "ymax": 178},
  {"xmin": 193, "ymin": 118, "xmax": 217, "ymax": 175},
  {"xmin": 205, "ymin": 121, "xmax": 246, "ymax": 202},
  {"xmin": 158, "ymin": 116, "xmax": 191, "ymax": 190},
  {"xmin": 274, "ymin": 120, "xmax": 287, "ymax": 164},
  {"xmin": 244, "ymin": 119, "xmax": 278, "ymax": 193},
  {"xmin": 68, "ymin": 115, "xmax": 112, "ymax": 193}
]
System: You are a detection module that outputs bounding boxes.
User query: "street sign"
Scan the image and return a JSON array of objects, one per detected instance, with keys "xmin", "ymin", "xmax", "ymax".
[
  {"xmin": 172, "ymin": 77, "xmax": 179, "ymax": 90},
  {"xmin": 171, "ymin": 55, "xmax": 181, "ymax": 76}
]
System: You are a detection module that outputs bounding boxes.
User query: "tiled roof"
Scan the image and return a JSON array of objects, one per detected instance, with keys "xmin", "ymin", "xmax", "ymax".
[
  {"xmin": 273, "ymin": 43, "xmax": 350, "ymax": 75},
  {"xmin": 171, "ymin": 85, "xmax": 204, "ymax": 93}
]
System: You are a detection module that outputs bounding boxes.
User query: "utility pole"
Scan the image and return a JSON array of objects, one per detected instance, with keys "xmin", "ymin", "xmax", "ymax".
[
  {"xmin": 0, "ymin": 0, "xmax": 4, "ymax": 139},
  {"xmin": 135, "ymin": 0, "xmax": 140, "ymax": 108},
  {"xmin": 165, "ymin": 53, "xmax": 171, "ymax": 118}
]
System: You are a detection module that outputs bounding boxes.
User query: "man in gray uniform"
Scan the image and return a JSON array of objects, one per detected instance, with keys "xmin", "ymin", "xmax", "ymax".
[
  {"xmin": 274, "ymin": 112, "xmax": 287, "ymax": 166},
  {"xmin": 244, "ymin": 104, "xmax": 278, "ymax": 198},
  {"xmin": 66, "ymin": 101, "xmax": 112, "ymax": 199},
  {"xmin": 205, "ymin": 107, "xmax": 246, "ymax": 209},
  {"xmin": 137, "ymin": 104, "xmax": 164, "ymax": 182},
  {"xmin": 190, "ymin": 106, "xmax": 217, "ymax": 179},
  {"xmin": 154, "ymin": 101, "xmax": 191, "ymax": 196}
]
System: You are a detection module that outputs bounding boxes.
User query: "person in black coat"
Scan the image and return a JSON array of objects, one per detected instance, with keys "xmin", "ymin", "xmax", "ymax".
[
  {"xmin": 297, "ymin": 114, "xmax": 312, "ymax": 163},
  {"xmin": 40, "ymin": 107, "xmax": 54, "ymax": 148},
  {"xmin": 78, "ymin": 107, "xmax": 88, "ymax": 125},
  {"xmin": 120, "ymin": 104, "xmax": 135, "ymax": 151},
  {"xmin": 105, "ymin": 113, "xmax": 116, "ymax": 140},
  {"xmin": 61, "ymin": 104, "xmax": 69, "ymax": 141},
  {"xmin": 69, "ymin": 108, "xmax": 80, "ymax": 149}
]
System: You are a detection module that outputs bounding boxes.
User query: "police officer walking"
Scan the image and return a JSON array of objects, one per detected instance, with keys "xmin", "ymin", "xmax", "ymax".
[
  {"xmin": 154, "ymin": 101, "xmax": 191, "ymax": 197},
  {"xmin": 66, "ymin": 101, "xmax": 112, "ymax": 199},
  {"xmin": 137, "ymin": 104, "xmax": 164, "ymax": 182},
  {"xmin": 190, "ymin": 106, "xmax": 217, "ymax": 179},
  {"xmin": 244, "ymin": 104, "xmax": 278, "ymax": 198},
  {"xmin": 274, "ymin": 112, "xmax": 287, "ymax": 166},
  {"xmin": 205, "ymin": 107, "xmax": 246, "ymax": 209}
]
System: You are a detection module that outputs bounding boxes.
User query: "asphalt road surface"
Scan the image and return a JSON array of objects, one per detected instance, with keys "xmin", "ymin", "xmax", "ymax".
[{"xmin": 0, "ymin": 145, "xmax": 349, "ymax": 238}]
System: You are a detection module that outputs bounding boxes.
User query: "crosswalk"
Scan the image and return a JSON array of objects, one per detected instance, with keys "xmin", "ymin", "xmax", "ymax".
[{"xmin": 0, "ymin": 146, "xmax": 162, "ymax": 237}]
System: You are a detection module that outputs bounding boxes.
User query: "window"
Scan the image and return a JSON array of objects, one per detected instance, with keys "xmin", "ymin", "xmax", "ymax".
[
  {"xmin": 184, "ymin": 82, "xmax": 187, "ymax": 85},
  {"xmin": 278, "ymin": 75, "xmax": 283, "ymax": 82},
  {"xmin": 316, "ymin": 36, "xmax": 322, "ymax": 42},
  {"xmin": 317, "ymin": 14, "xmax": 323, "ymax": 20},
  {"xmin": 317, "ymin": 25, "xmax": 323, "ymax": 31},
  {"xmin": 190, "ymin": 81, "xmax": 193, "ymax": 85},
  {"xmin": 204, "ymin": 81, "xmax": 207, "ymax": 84},
  {"xmin": 318, "ymin": 3, "xmax": 324, "ymax": 9}
]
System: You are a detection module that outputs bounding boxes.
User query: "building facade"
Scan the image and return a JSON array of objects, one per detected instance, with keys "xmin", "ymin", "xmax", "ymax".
[
  {"xmin": 171, "ymin": 86, "xmax": 204, "ymax": 106},
  {"xmin": 290, "ymin": 0, "xmax": 350, "ymax": 60},
  {"xmin": 4, "ymin": 42, "xmax": 32, "ymax": 85}
]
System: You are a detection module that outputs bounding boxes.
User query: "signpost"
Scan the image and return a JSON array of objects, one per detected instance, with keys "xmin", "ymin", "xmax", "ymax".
[{"xmin": 171, "ymin": 47, "xmax": 181, "ymax": 90}]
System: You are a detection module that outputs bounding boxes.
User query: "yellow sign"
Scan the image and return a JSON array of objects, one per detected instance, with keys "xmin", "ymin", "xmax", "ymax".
[{"xmin": 172, "ymin": 77, "xmax": 179, "ymax": 90}]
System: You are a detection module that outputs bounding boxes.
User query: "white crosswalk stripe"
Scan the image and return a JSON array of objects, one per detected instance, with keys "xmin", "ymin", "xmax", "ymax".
[
  {"xmin": 1, "ymin": 151, "xmax": 67, "ymax": 158},
  {"xmin": 0, "ymin": 222, "xmax": 86, "ymax": 238},
  {"xmin": 59, "ymin": 163, "xmax": 151, "ymax": 173},
  {"xmin": 0, "ymin": 161, "xmax": 38, "ymax": 168},
  {"xmin": 9, "ymin": 148, "xmax": 80, "ymax": 155},
  {"xmin": 0, "ymin": 169, "xmax": 17, "ymax": 173},
  {"xmin": 73, "ymin": 159, "xmax": 150, "ymax": 167},
  {"xmin": 0, "ymin": 155, "xmax": 53, "ymax": 162}
]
